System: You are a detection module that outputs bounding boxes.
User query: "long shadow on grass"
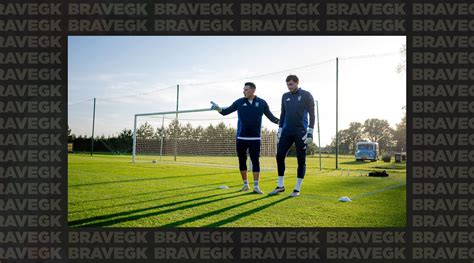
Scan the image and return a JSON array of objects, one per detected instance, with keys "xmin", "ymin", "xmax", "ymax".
[
  {"xmin": 69, "ymin": 181, "xmax": 233, "ymax": 205},
  {"xmin": 69, "ymin": 191, "xmax": 245, "ymax": 227},
  {"xmin": 69, "ymin": 177, "xmax": 276, "ymax": 206},
  {"xmin": 69, "ymin": 181, "xmax": 259, "ymax": 214},
  {"xmin": 204, "ymin": 196, "xmax": 291, "ymax": 227},
  {"xmin": 69, "ymin": 187, "xmax": 228, "ymax": 214},
  {"xmin": 69, "ymin": 171, "xmax": 235, "ymax": 187},
  {"xmin": 161, "ymin": 194, "xmax": 275, "ymax": 227}
]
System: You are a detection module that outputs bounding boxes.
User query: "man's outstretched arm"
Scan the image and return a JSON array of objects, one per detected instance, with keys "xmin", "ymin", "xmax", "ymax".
[{"xmin": 211, "ymin": 100, "xmax": 238, "ymax": 116}]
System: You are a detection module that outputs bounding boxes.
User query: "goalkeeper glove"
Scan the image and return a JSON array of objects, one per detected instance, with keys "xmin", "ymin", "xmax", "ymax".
[
  {"xmin": 210, "ymin": 101, "xmax": 222, "ymax": 112},
  {"xmin": 276, "ymin": 127, "xmax": 283, "ymax": 144},
  {"xmin": 302, "ymin": 128, "xmax": 314, "ymax": 144}
]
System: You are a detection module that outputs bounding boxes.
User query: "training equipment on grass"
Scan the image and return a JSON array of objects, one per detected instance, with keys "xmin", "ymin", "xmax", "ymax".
[
  {"xmin": 218, "ymin": 185, "xmax": 229, "ymax": 189},
  {"xmin": 368, "ymin": 170, "xmax": 389, "ymax": 177},
  {"xmin": 132, "ymin": 108, "xmax": 278, "ymax": 169},
  {"xmin": 339, "ymin": 196, "xmax": 352, "ymax": 202}
]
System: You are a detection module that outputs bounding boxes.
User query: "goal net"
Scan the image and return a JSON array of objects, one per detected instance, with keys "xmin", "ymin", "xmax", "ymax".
[{"xmin": 132, "ymin": 108, "xmax": 278, "ymax": 170}]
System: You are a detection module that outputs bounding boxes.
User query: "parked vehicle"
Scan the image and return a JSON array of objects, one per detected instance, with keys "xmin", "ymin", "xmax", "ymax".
[{"xmin": 355, "ymin": 141, "xmax": 379, "ymax": 161}]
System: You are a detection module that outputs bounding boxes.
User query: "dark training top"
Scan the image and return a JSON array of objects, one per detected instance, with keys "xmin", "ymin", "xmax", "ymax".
[
  {"xmin": 219, "ymin": 96, "xmax": 279, "ymax": 139},
  {"xmin": 279, "ymin": 88, "xmax": 315, "ymax": 135}
]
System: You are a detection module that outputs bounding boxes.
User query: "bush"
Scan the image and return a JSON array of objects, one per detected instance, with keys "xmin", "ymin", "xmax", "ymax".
[{"xmin": 382, "ymin": 153, "xmax": 391, "ymax": 163}]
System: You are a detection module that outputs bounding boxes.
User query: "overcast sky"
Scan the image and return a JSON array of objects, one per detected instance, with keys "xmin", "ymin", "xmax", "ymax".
[{"xmin": 68, "ymin": 36, "xmax": 405, "ymax": 146}]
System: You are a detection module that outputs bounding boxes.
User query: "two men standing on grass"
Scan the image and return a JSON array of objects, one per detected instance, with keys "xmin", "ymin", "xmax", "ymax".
[{"xmin": 211, "ymin": 75, "xmax": 315, "ymax": 197}]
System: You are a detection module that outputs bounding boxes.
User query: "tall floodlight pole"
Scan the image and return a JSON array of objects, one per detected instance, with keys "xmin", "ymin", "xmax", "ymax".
[
  {"xmin": 132, "ymin": 114, "xmax": 137, "ymax": 162},
  {"xmin": 160, "ymin": 115, "xmax": 165, "ymax": 161},
  {"xmin": 336, "ymin": 58, "xmax": 339, "ymax": 169},
  {"xmin": 91, "ymin": 97, "xmax": 96, "ymax": 156},
  {"xmin": 316, "ymin": 100, "xmax": 322, "ymax": 171},
  {"xmin": 174, "ymin": 85, "xmax": 179, "ymax": 161}
]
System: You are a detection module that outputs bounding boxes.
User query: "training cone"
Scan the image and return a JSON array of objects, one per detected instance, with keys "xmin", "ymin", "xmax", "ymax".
[
  {"xmin": 339, "ymin": 196, "xmax": 352, "ymax": 202},
  {"xmin": 218, "ymin": 185, "xmax": 229, "ymax": 189}
]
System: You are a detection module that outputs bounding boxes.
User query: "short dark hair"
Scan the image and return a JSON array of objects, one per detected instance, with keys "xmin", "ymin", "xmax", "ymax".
[
  {"xmin": 244, "ymin": 82, "xmax": 256, "ymax": 89},
  {"xmin": 286, "ymin": 75, "xmax": 299, "ymax": 83}
]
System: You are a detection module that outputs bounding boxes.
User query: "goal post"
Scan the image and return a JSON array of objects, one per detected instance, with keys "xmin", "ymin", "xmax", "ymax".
[
  {"xmin": 132, "ymin": 108, "xmax": 212, "ymax": 163},
  {"xmin": 132, "ymin": 107, "xmax": 279, "ymax": 170}
]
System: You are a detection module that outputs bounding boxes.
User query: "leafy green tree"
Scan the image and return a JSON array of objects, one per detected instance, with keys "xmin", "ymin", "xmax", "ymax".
[
  {"xmin": 363, "ymin": 118, "xmax": 394, "ymax": 151},
  {"xmin": 68, "ymin": 125, "xmax": 75, "ymax": 142},
  {"xmin": 166, "ymin": 119, "xmax": 181, "ymax": 139},
  {"xmin": 328, "ymin": 122, "xmax": 364, "ymax": 154},
  {"xmin": 153, "ymin": 126, "xmax": 165, "ymax": 139},
  {"xmin": 117, "ymin": 128, "xmax": 133, "ymax": 140},
  {"xmin": 137, "ymin": 122, "xmax": 154, "ymax": 139},
  {"xmin": 193, "ymin": 125, "xmax": 204, "ymax": 141},
  {"xmin": 181, "ymin": 123, "xmax": 194, "ymax": 140},
  {"xmin": 392, "ymin": 107, "xmax": 406, "ymax": 151},
  {"xmin": 329, "ymin": 130, "xmax": 349, "ymax": 154},
  {"xmin": 345, "ymin": 122, "xmax": 363, "ymax": 153}
]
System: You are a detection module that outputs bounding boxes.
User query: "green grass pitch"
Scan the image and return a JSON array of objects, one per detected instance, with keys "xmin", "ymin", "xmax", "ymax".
[{"xmin": 68, "ymin": 153, "xmax": 406, "ymax": 227}]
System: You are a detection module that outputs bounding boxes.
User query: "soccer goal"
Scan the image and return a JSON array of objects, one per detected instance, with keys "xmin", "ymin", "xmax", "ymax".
[{"xmin": 132, "ymin": 108, "xmax": 279, "ymax": 170}]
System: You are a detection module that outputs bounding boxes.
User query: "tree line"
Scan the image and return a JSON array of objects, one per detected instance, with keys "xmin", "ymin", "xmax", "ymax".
[
  {"xmin": 327, "ymin": 115, "xmax": 406, "ymax": 154},
  {"xmin": 134, "ymin": 120, "xmax": 283, "ymax": 156},
  {"xmin": 69, "ymin": 113, "xmax": 405, "ymax": 155},
  {"xmin": 68, "ymin": 120, "xmax": 279, "ymax": 155}
]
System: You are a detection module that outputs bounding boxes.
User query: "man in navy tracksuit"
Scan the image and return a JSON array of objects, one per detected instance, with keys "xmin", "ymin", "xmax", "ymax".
[
  {"xmin": 211, "ymin": 82, "xmax": 279, "ymax": 194},
  {"xmin": 269, "ymin": 75, "xmax": 315, "ymax": 197}
]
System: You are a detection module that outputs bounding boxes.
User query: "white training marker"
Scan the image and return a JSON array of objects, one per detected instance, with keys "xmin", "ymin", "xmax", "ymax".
[
  {"xmin": 218, "ymin": 185, "xmax": 229, "ymax": 189},
  {"xmin": 339, "ymin": 196, "xmax": 352, "ymax": 202}
]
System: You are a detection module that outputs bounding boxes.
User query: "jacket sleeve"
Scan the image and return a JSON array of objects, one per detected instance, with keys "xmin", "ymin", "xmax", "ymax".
[
  {"xmin": 279, "ymin": 95, "xmax": 286, "ymax": 128},
  {"xmin": 219, "ymin": 99, "xmax": 239, "ymax": 116},
  {"xmin": 263, "ymin": 101, "xmax": 279, "ymax": 124},
  {"xmin": 305, "ymin": 92, "xmax": 316, "ymax": 129}
]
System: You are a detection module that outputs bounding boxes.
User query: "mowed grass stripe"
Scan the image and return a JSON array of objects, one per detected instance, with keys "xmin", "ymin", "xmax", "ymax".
[{"xmin": 68, "ymin": 153, "xmax": 406, "ymax": 227}]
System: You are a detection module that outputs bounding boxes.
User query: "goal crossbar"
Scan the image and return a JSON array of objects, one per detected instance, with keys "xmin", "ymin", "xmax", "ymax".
[{"xmin": 132, "ymin": 108, "xmax": 213, "ymax": 162}]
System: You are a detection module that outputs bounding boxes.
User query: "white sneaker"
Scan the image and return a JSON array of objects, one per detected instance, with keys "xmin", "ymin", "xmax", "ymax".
[
  {"xmin": 253, "ymin": 187, "xmax": 263, "ymax": 194},
  {"xmin": 240, "ymin": 185, "xmax": 250, "ymax": 192},
  {"xmin": 290, "ymin": 190, "xmax": 300, "ymax": 197},
  {"xmin": 268, "ymin": 186, "xmax": 285, "ymax": 195}
]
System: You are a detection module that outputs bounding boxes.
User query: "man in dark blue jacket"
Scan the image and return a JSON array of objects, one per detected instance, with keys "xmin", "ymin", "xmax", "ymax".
[
  {"xmin": 269, "ymin": 75, "xmax": 315, "ymax": 197},
  {"xmin": 211, "ymin": 82, "xmax": 279, "ymax": 194}
]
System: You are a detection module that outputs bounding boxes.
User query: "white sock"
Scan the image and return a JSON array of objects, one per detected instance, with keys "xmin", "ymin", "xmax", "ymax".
[
  {"xmin": 278, "ymin": 176, "xmax": 284, "ymax": 188},
  {"xmin": 295, "ymin": 178, "xmax": 303, "ymax": 191},
  {"xmin": 243, "ymin": 180, "xmax": 248, "ymax": 185},
  {"xmin": 254, "ymin": 181, "xmax": 259, "ymax": 188}
]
